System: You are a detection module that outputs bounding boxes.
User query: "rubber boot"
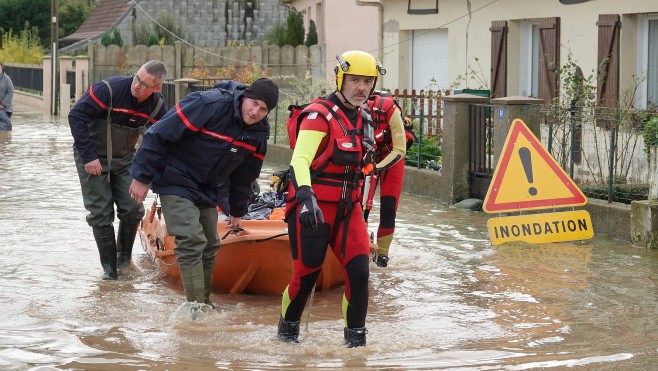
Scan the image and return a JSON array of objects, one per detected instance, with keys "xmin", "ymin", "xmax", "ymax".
[
  {"xmin": 179, "ymin": 265, "xmax": 205, "ymax": 303},
  {"xmin": 92, "ymin": 225, "xmax": 118, "ymax": 280},
  {"xmin": 117, "ymin": 221, "xmax": 139, "ymax": 270},
  {"xmin": 277, "ymin": 316, "xmax": 300, "ymax": 343},
  {"xmin": 203, "ymin": 267, "xmax": 215, "ymax": 308},
  {"xmin": 375, "ymin": 255, "xmax": 389, "ymax": 267},
  {"xmin": 344, "ymin": 327, "xmax": 367, "ymax": 348}
]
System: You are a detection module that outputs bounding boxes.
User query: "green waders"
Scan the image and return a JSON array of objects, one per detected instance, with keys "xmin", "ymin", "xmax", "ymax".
[{"xmin": 160, "ymin": 194, "xmax": 220, "ymax": 303}]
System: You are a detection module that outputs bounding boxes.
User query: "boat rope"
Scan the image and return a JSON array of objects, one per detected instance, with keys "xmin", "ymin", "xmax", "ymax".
[
  {"xmin": 254, "ymin": 233, "xmax": 288, "ymax": 242},
  {"xmin": 221, "ymin": 228, "xmax": 289, "ymax": 242}
]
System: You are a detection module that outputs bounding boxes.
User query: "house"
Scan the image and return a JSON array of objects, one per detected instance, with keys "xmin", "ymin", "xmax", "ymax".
[
  {"xmin": 279, "ymin": 0, "xmax": 380, "ymax": 82},
  {"xmin": 365, "ymin": 0, "xmax": 658, "ymax": 110},
  {"xmin": 61, "ymin": 0, "xmax": 289, "ymax": 53}
]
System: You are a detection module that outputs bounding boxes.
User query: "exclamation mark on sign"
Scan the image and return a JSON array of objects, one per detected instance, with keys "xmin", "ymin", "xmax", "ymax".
[{"xmin": 519, "ymin": 147, "xmax": 537, "ymax": 196}]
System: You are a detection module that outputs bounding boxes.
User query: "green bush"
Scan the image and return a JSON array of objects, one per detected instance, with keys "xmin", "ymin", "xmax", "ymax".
[
  {"xmin": 0, "ymin": 23, "xmax": 43, "ymax": 64},
  {"xmin": 643, "ymin": 115, "xmax": 658, "ymax": 153},
  {"xmin": 405, "ymin": 136, "xmax": 442, "ymax": 170},
  {"xmin": 305, "ymin": 20, "xmax": 318, "ymax": 46},
  {"xmin": 285, "ymin": 7, "xmax": 304, "ymax": 46},
  {"xmin": 146, "ymin": 32, "xmax": 160, "ymax": 47}
]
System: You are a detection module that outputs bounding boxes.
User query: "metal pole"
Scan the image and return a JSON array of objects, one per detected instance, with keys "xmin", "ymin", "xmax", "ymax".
[
  {"xmin": 51, "ymin": 0, "xmax": 59, "ymax": 115},
  {"xmin": 569, "ymin": 105, "xmax": 576, "ymax": 179},
  {"xmin": 607, "ymin": 127, "xmax": 616, "ymax": 203}
]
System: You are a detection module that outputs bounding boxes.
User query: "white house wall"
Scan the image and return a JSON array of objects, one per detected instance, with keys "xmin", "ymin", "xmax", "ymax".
[{"xmin": 285, "ymin": 0, "xmax": 379, "ymax": 82}]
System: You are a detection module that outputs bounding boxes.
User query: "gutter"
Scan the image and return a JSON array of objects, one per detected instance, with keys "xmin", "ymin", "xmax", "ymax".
[{"xmin": 354, "ymin": 0, "xmax": 383, "ymax": 62}]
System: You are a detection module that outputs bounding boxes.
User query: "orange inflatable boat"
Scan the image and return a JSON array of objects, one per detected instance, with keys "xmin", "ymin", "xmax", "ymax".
[{"xmin": 138, "ymin": 199, "xmax": 345, "ymax": 295}]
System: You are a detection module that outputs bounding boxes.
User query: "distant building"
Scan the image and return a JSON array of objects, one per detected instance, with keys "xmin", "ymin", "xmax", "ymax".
[{"xmin": 60, "ymin": 0, "xmax": 289, "ymax": 53}]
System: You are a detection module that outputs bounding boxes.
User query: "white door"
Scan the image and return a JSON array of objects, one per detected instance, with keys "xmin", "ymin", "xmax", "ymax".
[{"xmin": 411, "ymin": 28, "xmax": 449, "ymax": 91}]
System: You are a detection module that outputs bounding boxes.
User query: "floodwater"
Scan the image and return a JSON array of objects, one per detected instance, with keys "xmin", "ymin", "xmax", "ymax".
[{"xmin": 1, "ymin": 106, "xmax": 658, "ymax": 370}]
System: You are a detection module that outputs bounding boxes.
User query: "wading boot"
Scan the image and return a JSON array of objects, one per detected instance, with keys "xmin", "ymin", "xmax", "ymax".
[
  {"xmin": 117, "ymin": 221, "xmax": 139, "ymax": 270},
  {"xmin": 277, "ymin": 316, "xmax": 300, "ymax": 343},
  {"xmin": 344, "ymin": 327, "xmax": 367, "ymax": 348},
  {"xmin": 179, "ymin": 265, "xmax": 205, "ymax": 303},
  {"xmin": 92, "ymin": 225, "xmax": 118, "ymax": 280},
  {"xmin": 203, "ymin": 267, "xmax": 215, "ymax": 308},
  {"xmin": 375, "ymin": 255, "xmax": 389, "ymax": 267}
]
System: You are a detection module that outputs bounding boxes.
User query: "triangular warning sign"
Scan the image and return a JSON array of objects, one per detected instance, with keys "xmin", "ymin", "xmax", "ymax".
[{"xmin": 483, "ymin": 119, "xmax": 586, "ymax": 213}]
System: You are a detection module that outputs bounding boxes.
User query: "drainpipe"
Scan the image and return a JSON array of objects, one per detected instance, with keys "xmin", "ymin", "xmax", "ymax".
[{"xmin": 354, "ymin": 0, "xmax": 383, "ymax": 63}]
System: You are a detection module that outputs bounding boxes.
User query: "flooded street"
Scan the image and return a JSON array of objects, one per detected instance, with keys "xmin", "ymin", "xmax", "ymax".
[{"xmin": 2, "ymin": 107, "xmax": 658, "ymax": 370}]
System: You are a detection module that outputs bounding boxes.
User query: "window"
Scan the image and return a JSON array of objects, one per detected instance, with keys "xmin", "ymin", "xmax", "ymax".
[
  {"xmin": 520, "ymin": 20, "xmax": 540, "ymax": 97},
  {"xmin": 638, "ymin": 15, "xmax": 658, "ymax": 108}
]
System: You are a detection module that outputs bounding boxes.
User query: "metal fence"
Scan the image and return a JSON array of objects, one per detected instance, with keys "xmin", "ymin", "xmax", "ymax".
[
  {"xmin": 541, "ymin": 104, "xmax": 652, "ymax": 204},
  {"xmin": 4, "ymin": 65, "xmax": 43, "ymax": 95},
  {"xmin": 268, "ymin": 89, "xmax": 446, "ymax": 171}
]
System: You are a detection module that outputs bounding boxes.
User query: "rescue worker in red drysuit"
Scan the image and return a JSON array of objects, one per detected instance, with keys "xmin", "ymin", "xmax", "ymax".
[
  {"xmin": 364, "ymin": 92, "xmax": 412, "ymax": 267},
  {"xmin": 277, "ymin": 50, "xmax": 385, "ymax": 348}
]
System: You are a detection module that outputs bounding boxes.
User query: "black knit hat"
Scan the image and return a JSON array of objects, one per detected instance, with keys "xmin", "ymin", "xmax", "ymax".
[{"xmin": 242, "ymin": 78, "xmax": 279, "ymax": 111}]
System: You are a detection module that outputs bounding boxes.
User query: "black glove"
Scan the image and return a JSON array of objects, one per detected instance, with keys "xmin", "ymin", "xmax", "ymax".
[{"xmin": 296, "ymin": 185, "xmax": 324, "ymax": 231}]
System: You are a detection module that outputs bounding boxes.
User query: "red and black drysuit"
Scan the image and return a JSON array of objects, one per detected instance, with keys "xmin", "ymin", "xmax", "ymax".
[
  {"xmin": 364, "ymin": 93, "xmax": 411, "ymax": 258},
  {"xmin": 281, "ymin": 93, "xmax": 370, "ymax": 330}
]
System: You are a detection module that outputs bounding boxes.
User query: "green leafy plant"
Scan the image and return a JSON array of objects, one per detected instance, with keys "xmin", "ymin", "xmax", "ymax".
[
  {"xmin": 405, "ymin": 136, "xmax": 442, "ymax": 170},
  {"xmin": 285, "ymin": 7, "xmax": 305, "ymax": 46},
  {"xmin": 643, "ymin": 115, "xmax": 658, "ymax": 153},
  {"xmin": 0, "ymin": 22, "xmax": 42, "ymax": 64},
  {"xmin": 100, "ymin": 28, "xmax": 123, "ymax": 47},
  {"xmin": 305, "ymin": 20, "xmax": 318, "ymax": 46}
]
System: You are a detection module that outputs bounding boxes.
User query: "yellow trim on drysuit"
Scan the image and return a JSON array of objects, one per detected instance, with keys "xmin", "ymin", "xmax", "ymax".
[
  {"xmin": 375, "ymin": 107, "xmax": 407, "ymax": 171},
  {"xmin": 290, "ymin": 130, "xmax": 327, "ymax": 187}
]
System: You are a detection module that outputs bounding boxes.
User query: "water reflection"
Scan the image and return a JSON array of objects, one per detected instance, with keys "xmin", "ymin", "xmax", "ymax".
[{"xmin": 1, "ymin": 108, "xmax": 658, "ymax": 369}]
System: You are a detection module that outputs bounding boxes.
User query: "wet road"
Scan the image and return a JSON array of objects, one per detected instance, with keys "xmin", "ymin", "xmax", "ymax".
[{"xmin": 1, "ymin": 106, "xmax": 658, "ymax": 370}]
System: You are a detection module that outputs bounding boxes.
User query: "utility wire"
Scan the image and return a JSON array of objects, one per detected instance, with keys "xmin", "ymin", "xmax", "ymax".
[{"xmin": 132, "ymin": 0, "xmax": 499, "ymax": 68}]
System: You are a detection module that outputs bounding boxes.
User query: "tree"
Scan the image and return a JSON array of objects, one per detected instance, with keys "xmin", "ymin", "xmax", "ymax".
[
  {"xmin": 0, "ymin": 0, "xmax": 94, "ymax": 50},
  {"xmin": 100, "ymin": 28, "xmax": 123, "ymax": 47},
  {"xmin": 0, "ymin": 0, "xmax": 50, "ymax": 48},
  {"xmin": 305, "ymin": 20, "xmax": 318, "ymax": 47},
  {"xmin": 263, "ymin": 22, "xmax": 286, "ymax": 47},
  {"xmin": 59, "ymin": 0, "xmax": 94, "ymax": 38},
  {"xmin": 284, "ymin": 7, "xmax": 304, "ymax": 47},
  {"xmin": 112, "ymin": 28, "xmax": 123, "ymax": 47}
]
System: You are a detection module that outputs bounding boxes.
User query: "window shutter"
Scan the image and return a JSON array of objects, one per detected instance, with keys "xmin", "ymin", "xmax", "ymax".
[
  {"xmin": 538, "ymin": 17, "xmax": 560, "ymax": 104},
  {"xmin": 490, "ymin": 20, "xmax": 508, "ymax": 99},
  {"xmin": 597, "ymin": 14, "xmax": 620, "ymax": 109}
]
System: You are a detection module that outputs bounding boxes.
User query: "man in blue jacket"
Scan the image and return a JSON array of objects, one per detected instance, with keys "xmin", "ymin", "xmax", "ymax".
[
  {"xmin": 69, "ymin": 60, "xmax": 168, "ymax": 280},
  {"xmin": 129, "ymin": 78, "xmax": 278, "ymax": 307}
]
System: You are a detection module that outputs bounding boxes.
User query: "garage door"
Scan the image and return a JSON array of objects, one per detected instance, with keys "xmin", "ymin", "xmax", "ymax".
[{"xmin": 412, "ymin": 28, "xmax": 449, "ymax": 91}]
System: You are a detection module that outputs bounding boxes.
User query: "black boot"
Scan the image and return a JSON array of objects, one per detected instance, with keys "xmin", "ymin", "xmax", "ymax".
[
  {"xmin": 344, "ymin": 327, "xmax": 367, "ymax": 348},
  {"xmin": 375, "ymin": 255, "xmax": 389, "ymax": 267},
  {"xmin": 117, "ymin": 221, "xmax": 139, "ymax": 270},
  {"xmin": 92, "ymin": 225, "xmax": 118, "ymax": 280},
  {"xmin": 277, "ymin": 316, "xmax": 300, "ymax": 343}
]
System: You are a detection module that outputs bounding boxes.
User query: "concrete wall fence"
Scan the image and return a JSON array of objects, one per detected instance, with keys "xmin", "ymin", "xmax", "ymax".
[{"xmin": 13, "ymin": 41, "xmax": 325, "ymax": 116}]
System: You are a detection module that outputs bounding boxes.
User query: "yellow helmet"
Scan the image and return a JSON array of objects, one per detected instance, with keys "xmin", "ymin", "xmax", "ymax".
[{"xmin": 334, "ymin": 50, "xmax": 386, "ymax": 92}]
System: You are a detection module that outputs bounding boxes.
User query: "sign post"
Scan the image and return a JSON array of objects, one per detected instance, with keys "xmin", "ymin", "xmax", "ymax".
[{"xmin": 483, "ymin": 119, "xmax": 593, "ymax": 245}]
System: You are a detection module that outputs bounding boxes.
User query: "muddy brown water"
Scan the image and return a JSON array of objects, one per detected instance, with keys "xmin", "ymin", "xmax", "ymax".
[{"xmin": 1, "ymin": 107, "xmax": 657, "ymax": 370}]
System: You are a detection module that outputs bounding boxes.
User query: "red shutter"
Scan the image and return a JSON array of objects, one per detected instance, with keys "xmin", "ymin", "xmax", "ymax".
[
  {"xmin": 597, "ymin": 14, "xmax": 621, "ymax": 108},
  {"xmin": 490, "ymin": 20, "xmax": 508, "ymax": 99},
  {"xmin": 538, "ymin": 17, "xmax": 560, "ymax": 104}
]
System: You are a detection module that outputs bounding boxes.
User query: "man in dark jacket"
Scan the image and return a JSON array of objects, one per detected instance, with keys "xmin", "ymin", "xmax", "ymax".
[
  {"xmin": 129, "ymin": 78, "xmax": 279, "ymax": 308},
  {"xmin": 69, "ymin": 60, "xmax": 167, "ymax": 280}
]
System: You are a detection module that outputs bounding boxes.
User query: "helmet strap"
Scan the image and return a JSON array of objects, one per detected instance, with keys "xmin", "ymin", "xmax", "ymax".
[{"xmin": 337, "ymin": 90, "xmax": 359, "ymax": 109}]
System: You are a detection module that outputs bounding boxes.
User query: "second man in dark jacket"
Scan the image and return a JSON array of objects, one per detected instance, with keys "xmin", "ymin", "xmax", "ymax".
[{"xmin": 129, "ymin": 78, "xmax": 279, "ymax": 308}]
